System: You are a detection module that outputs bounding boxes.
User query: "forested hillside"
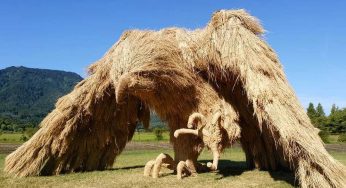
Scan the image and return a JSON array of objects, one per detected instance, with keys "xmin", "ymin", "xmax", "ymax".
[{"xmin": 0, "ymin": 66, "xmax": 82, "ymax": 131}]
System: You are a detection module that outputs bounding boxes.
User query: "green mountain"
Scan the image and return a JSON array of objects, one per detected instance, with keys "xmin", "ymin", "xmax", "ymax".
[{"xmin": 0, "ymin": 66, "xmax": 82, "ymax": 130}]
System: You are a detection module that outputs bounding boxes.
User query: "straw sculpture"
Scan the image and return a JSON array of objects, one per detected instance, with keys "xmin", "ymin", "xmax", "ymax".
[{"xmin": 5, "ymin": 9, "xmax": 345, "ymax": 187}]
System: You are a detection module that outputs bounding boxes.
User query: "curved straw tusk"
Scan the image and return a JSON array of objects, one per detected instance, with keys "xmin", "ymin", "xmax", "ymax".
[
  {"xmin": 187, "ymin": 113, "xmax": 206, "ymax": 129},
  {"xmin": 207, "ymin": 147, "xmax": 220, "ymax": 171},
  {"xmin": 115, "ymin": 74, "xmax": 131, "ymax": 104},
  {"xmin": 174, "ymin": 128, "xmax": 199, "ymax": 138},
  {"xmin": 212, "ymin": 148, "xmax": 220, "ymax": 170}
]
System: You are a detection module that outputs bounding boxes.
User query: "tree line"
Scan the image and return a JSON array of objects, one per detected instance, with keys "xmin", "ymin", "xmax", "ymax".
[
  {"xmin": 0, "ymin": 116, "xmax": 37, "ymax": 132},
  {"xmin": 1, "ymin": 102, "xmax": 345, "ymax": 137},
  {"xmin": 307, "ymin": 103, "xmax": 346, "ymax": 134}
]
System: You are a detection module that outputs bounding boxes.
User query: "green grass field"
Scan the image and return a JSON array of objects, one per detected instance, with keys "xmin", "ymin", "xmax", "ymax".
[
  {"xmin": 1, "ymin": 147, "xmax": 345, "ymax": 188},
  {"xmin": 0, "ymin": 132, "xmax": 345, "ymax": 187},
  {"xmin": 329, "ymin": 134, "xmax": 341, "ymax": 143},
  {"xmin": 0, "ymin": 132, "xmax": 171, "ymax": 143},
  {"xmin": 132, "ymin": 131, "xmax": 169, "ymax": 142},
  {"xmin": 0, "ymin": 132, "xmax": 344, "ymax": 143},
  {"xmin": 0, "ymin": 133, "xmax": 23, "ymax": 143}
]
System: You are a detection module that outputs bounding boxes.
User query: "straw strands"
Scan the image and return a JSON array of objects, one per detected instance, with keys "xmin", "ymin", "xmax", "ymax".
[{"xmin": 5, "ymin": 9, "xmax": 345, "ymax": 187}]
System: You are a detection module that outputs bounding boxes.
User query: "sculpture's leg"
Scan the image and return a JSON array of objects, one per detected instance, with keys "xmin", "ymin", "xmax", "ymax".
[
  {"xmin": 152, "ymin": 153, "xmax": 175, "ymax": 178},
  {"xmin": 144, "ymin": 154, "xmax": 212, "ymax": 179},
  {"xmin": 143, "ymin": 160, "xmax": 156, "ymax": 177},
  {"xmin": 143, "ymin": 134, "xmax": 204, "ymax": 179},
  {"xmin": 144, "ymin": 153, "xmax": 176, "ymax": 178},
  {"xmin": 176, "ymin": 161, "xmax": 189, "ymax": 179}
]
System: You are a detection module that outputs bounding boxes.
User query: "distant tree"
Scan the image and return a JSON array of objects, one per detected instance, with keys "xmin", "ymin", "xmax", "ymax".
[
  {"xmin": 0, "ymin": 124, "xmax": 6, "ymax": 131},
  {"xmin": 316, "ymin": 103, "xmax": 325, "ymax": 117},
  {"xmin": 330, "ymin": 104, "xmax": 338, "ymax": 115},
  {"xmin": 318, "ymin": 130, "xmax": 330, "ymax": 143},
  {"xmin": 20, "ymin": 134, "xmax": 28, "ymax": 141},
  {"xmin": 307, "ymin": 103, "xmax": 318, "ymax": 126},
  {"xmin": 307, "ymin": 103, "xmax": 317, "ymax": 119},
  {"xmin": 307, "ymin": 103, "xmax": 329, "ymax": 128},
  {"xmin": 327, "ymin": 107, "xmax": 346, "ymax": 133},
  {"xmin": 24, "ymin": 127, "xmax": 38, "ymax": 138},
  {"xmin": 153, "ymin": 128, "xmax": 164, "ymax": 141},
  {"xmin": 313, "ymin": 103, "xmax": 327, "ymax": 127}
]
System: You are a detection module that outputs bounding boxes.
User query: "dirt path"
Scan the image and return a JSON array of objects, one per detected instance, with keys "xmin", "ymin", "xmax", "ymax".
[
  {"xmin": 325, "ymin": 144, "xmax": 346, "ymax": 152},
  {"xmin": 0, "ymin": 143, "xmax": 21, "ymax": 154},
  {"xmin": 1, "ymin": 142, "xmax": 345, "ymax": 154}
]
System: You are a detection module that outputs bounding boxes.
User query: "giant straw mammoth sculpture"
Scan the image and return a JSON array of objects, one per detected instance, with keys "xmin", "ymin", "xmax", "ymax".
[{"xmin": 4, "ymin": 9, "xmax": 346, "ymax": 187}]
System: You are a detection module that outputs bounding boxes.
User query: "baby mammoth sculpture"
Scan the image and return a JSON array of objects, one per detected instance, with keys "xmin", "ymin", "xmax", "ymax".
[
  {"xmin": 144, "ymin": 99, "xmax": 241, "ymax": 179},
  {"xmin": 4, "ymin": 9, "xmax": 346, "ymax": 188},
  {"xmin": 175, "ymin": 108, "xmax": 241, "ymax": 172}
]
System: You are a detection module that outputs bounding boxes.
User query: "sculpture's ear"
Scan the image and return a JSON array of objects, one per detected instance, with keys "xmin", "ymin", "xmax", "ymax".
[{"xmin": 209, "ymin": 9, "xmax": 264, "ymax": 35}]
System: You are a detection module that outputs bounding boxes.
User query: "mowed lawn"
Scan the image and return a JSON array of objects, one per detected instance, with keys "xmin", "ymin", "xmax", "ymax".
[
  {"xmin": 0, "ymin": 133, "xmax": 23, "ymax": 143},
  {"xmin": 0, "ymin": 132, "xmax": 171, "ymax": 143},
  {"xmin": 132, "ymin": 131, "xmax": 170, "ymax": 142},
  {"xmin": 0, "ymin": 146, "xmax": 345, "ymax": 188},
  {"xmin": 0, "ymin": 132, "xmax": 346, "ymax": 188}
]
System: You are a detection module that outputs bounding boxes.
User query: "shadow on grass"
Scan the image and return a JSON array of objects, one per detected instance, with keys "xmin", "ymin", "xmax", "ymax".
[
  {"xmin": 199, "ymin": 159, "xmax": 295, "ymax": 186},
  {"xmin": 107, "ymin": 160, "xmax": 296, "ymax": 186},
  {"xmin": 198, "ymin": 159, "xmax": 247, "ymax": 178},
  {"xmin": 109, "ymin": 165, "xmax": 145, "ymax": 171},
  {"xmin": 269, "ymin": 170, "xmax": 296, "ymax": 187}
]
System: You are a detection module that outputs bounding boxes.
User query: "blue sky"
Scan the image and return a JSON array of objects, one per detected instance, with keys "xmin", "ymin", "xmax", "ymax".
[{"xmin": 0, "ymin": 0, "xmax": 345, "ymax": 113}]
